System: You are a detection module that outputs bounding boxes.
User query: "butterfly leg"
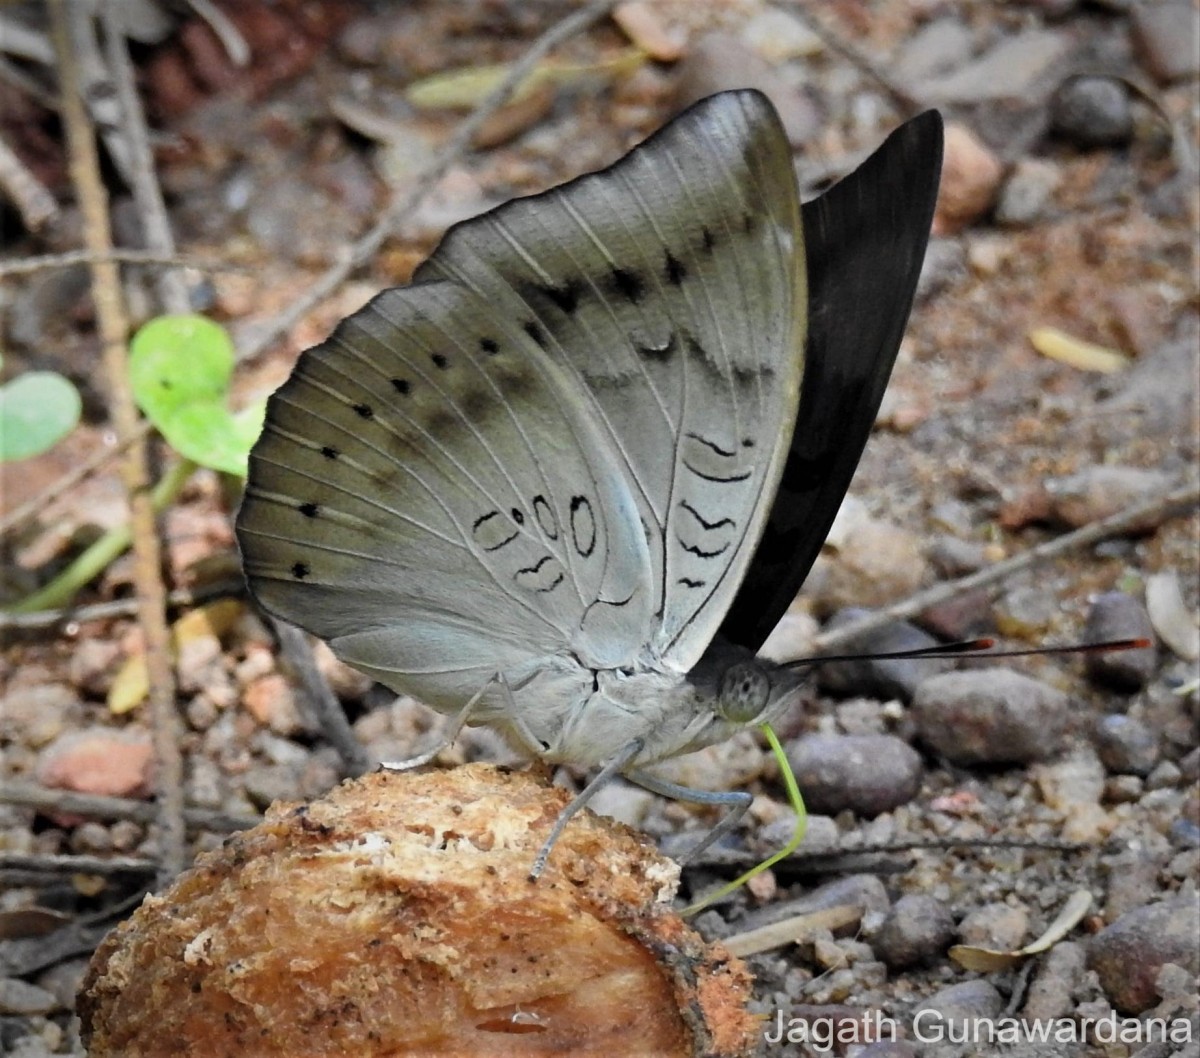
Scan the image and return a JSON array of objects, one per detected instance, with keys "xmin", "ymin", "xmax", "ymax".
[
  {"xmin": 624, "ymin": 770, "xmax": 753, "ymax": 865},
  {"xmin": 528, "ymin": 738, "xmax": 645, "ymax": 881},
  {"xmin": 378, "ymin": 675, "xmax": 495, "ymax": 771}
]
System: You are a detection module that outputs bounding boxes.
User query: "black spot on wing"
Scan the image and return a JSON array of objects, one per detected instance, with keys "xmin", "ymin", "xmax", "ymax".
[
  {"xmin": 480, "ymin": 337, "xmax": 499, "ymax": 355},
  {"xmin": 609, "ymin": 266, "xmax": 645, "ymax": 304},
  {"xmin": 298, "ymin": 502, "xmax": 319, "ymax": 518},
  {"xmin": 701, "ymin": 227, "xmax": 717, "ymax": 253},
  {"xmin": 430, "ymin": 353, "xmax": 449, "ymax": 370},
  {"xmin": 320, "ymin": 446, "xmax": 339, "ymax": 460},
  {"xmin": 664, "ymin": 250, "xmax": 687, "ymax": 286},
  {"xmin": 353, "ymin": 403, "xmax": 374, "ymax": 419},
  {"xmin": 291, "ymin": 562, "xmax": 310, "ymax": 580},
  {"xmin": 531, "ymin": 279, "xmax": 584, "ymax": 315},
  {"xmin": 523, "ymin": 320, "xmax": 548, "ymax": 348}
]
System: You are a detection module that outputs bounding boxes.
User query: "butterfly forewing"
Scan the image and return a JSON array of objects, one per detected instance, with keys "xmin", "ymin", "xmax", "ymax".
[{"xmin": 417, "ymin": 91, "xmax": 806, "ymax": 673}]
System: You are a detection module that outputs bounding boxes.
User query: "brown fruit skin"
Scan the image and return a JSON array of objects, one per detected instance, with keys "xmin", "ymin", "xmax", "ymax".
[{"xmin": 80, "ymin": 764, "xmax": 757, "ymax": 1057}]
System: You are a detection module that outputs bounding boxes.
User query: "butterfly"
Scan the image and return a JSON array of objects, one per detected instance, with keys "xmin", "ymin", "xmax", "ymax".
[{"xmin": 236, "ymin": 90, "xmax": 943, "ymax": 888}]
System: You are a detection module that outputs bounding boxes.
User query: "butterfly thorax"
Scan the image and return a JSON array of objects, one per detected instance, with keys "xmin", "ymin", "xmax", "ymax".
[{"xmin": 489, "ymin": 639, "xmax": 804, "ymax": 770}]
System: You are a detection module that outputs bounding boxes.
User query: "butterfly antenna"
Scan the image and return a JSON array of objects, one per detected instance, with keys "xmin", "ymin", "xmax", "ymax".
[{"xmin": 781, "ymin": 636, "xmax": 1151, "ymax": 670}]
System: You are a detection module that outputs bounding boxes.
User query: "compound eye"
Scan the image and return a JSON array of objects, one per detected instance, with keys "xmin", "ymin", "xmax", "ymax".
[{"xmin": 718, "ymin": 663, "xmax": 770, "ymax": 723}]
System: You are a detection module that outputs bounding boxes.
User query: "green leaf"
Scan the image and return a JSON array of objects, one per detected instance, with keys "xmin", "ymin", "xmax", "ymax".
[
  {"xmin": 129, "ymin": 315, "xmax": 260, "ymax": 476},
  {"xmin": 0, "ymin": 370, "xmax": 82, "ymax": 461}
]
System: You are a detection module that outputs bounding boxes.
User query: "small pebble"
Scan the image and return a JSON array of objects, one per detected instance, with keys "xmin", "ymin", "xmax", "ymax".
[
  {"xmin": 874, "ymin": 894, "xmax": 956, "ymax": 968},
  {"xmin": 933, "ymin": 124, "xmax": 1003, "ymax": 233},
  {"xmin": 1050, "ymin": 76, "xmax": 1133, "ymax": 148},
  {"xmin": 917, "ymin": 588, "xmax": 994, "ymax": 641},
  {"xmin": 1146, "ymin": 759, "xmax": 1182, "ymax": 791},
  {"xmin": 915, "ymin": 979, "xmax": 1004, "ymax": 1027},
  {"xmin": 927, "ymin": 535, "xmax": 990, "ymax": 578},
  {"xmin": 1131, "ymin": 2, "xmax": 1200, "ymax": 83},
  {"xmin": 0, "ymin": 978, "xmax": 57, "ymax": 1016},
  {"xmin": 67, "ymin": 640, "xmax": 122, "ymax": 697},
  {"xmin": 1087, "ymin": 895, "xmax": 1200, "ymax": 1013},
  {"xmin": 1046, "ymin": 465, "xmax": 1174, "ymax": 531},
  {"xmin": 34, "ymin": 727, "xmax": 154, "ymax": 799},
  {"xmin": 786, "ymin": 874, "xmax": 892, "ymax": 923},
  {"xmin": 675, "ymin": 33, "xmax": 819, "ymax": 148},
  {"xmin": 1103, "ymin": 853, "xmax": 1163, "ymax": 922},
  {"xmin": 1093, "ymin": 714, "xmax": 1160, "ymax": 776},
  {"xmin": 894, "ymin": 17, "xmax": 973, "ymax": 85},
  {"xmin": 786, "ymin": 734, "xmax": 923, "ymax": 817},
  {"xmin": 1023, "ymin": 940, "xmax": 1085, "ymax": 1021},
  {"xmin": 1084, "ymin": 592, "xmax": 1157, "ymax": 691},
  {"xmin": 912, "ymin": 669, "xmax": 1069, "ymax": 764},
  {"xmin": 957, "ymin": 902, "xmax": 1029, "ymax": 951},
  {"xmin": 242, "ymin": 674, "xmax": 306, "ymax": 737},
  {"xmin": 1, "ymin": 683, "xmax": 79, "ymax": 747},
  {"xmin": 809, "ymin": 517, "xmax": 931, "ymax": 615},
  {"xmin": 995, "ymin": 158, "xmax": 1060, "ymax": 226},
  {"xmin": 915, "ymin": 237, "xmax": 968, "ymax": 301}
]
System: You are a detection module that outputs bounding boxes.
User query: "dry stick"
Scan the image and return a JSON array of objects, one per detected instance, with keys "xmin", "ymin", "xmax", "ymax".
[
  {"xmin": 812, "ymin": 477, "xmax": 1200, "ymax": 654},
  {"xmin": 272, "ymin": 617, "xmax": 371, "ymax": 777},
  {"xmin": 0, "ymin": 248, "xmax": 244, "ymax": 278},
  {"xmin": 0, "ymin": 852, "xmax": 158, "ymax": 877},
  {"xmin": 0, "ymin": 132, "xmax": 59, "ymax": 231},
  {"xmin": 50, "ymin": 0, "xmax": 185, "ymax": 885},
  {"xmin": 101, "ymin": 8, "xmax": 191, "ymax": 315},
  {"xmin": 0, "ymin": 781, "xmax": 260, "ymax": 833},
  {"xmin": 237, "ymin": 0, "xmax": 621, "ymax": 363}
]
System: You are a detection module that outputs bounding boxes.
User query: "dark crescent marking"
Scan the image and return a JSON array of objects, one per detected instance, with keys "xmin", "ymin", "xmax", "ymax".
[
  {"xmin": 679, "ymin": 539, "xmax": 730, "ymax": 559},
  {"xmin": 679, "ymin": 500, "xmax": 733, "ymax": 531},
  {"xmin": 533, "ymin": 495, "xmax": 557, "ymax": 539},
  {"xmin": 685, "ymin": 432, "xmax": 736, "ymax": 458},
  {"xmin": 682, "ymin": 463, "xmax": 753, "ymax": 484},
  {"xmin": 678, "ymin": 577, "xmax": 704, "ymax": 588}
]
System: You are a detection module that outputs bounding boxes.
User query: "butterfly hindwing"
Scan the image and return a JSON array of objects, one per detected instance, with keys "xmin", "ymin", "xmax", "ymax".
[
  {"xmin": 237, "ymin": 279, "xmax": 656, "ymax": 710},
  {"xmin": 417, "ymin": 90, "xmax": 806, "ymax": 673}
]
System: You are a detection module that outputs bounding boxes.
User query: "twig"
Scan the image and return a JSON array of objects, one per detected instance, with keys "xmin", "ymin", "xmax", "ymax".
[
  {"xmin": 0, "ymin": 852, "xmax": 158, "ymax": 876},
  {"xmin": 101, "ymin": 8, "xmax": 191, "ymax": 314},
  {"xmin": 272, "ymin": 618, "xmax": 371, "ymax": 777},
  {"xmin": 50, "ymin": 0, "xmax": 186, "ymax": 885},
  {"xmin": 812, "ymin": 477, "xmax": 1200, "ymax": 653},
  {"xmin": 238, "ymin": 0, "xmax": 620, "ymax": 362},
  {"xmin": 0, "ymin": 781, "xmax": 260, "ymax": 833},
  {"xmin": 0, "ymin": 248, "xmax": 244, "ymax": 278},
  {"xmin": 0, "ymin": 577, "xmax": 245, "ymax": 633},
  {"xmin": 0, "ymin": 132, "xmax": 59, "ymax": 231}
]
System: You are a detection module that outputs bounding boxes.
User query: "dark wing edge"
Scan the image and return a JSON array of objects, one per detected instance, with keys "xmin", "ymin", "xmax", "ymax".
[{"xmin": 718, "ymin": 110, "xmax": 945, "ymax": 652}]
